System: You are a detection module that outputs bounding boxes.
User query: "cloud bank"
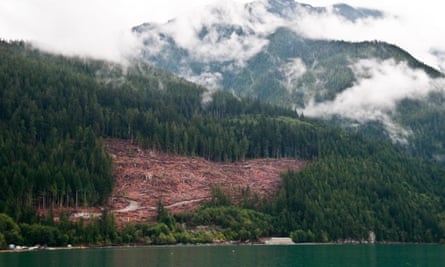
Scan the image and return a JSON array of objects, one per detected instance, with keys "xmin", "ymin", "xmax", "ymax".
[
  {"xmin": 298, "ymin": 0, "xmax": 445, "ymax": 72},
  {"xmin": 2, "ymin": 0, "xmax": 445, "ymax": 71},
  {"xmin": 0, "ymin": 0, "xmax": 144, "ymax": 61},
  {"xmin": 302, "ymin": 59, "xmax": 445, "ymax": 142},
  {"xmin": 0, "ymin": 0, "xmax": 253, "ymax": 62},
  {"xmin": 134, "ymin": 0, "xmax": 390, "ymax": 88},
  {"xmin": 136, "ymin": 1, "xmax": 286, "ymax": 65},
  {"xmin": 280, "ymin": 57, "xmax": 307, "ymax": 94}
]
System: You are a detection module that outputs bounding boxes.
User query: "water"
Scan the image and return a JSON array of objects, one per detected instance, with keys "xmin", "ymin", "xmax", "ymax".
[{"xmin": 1, "ymin": 244, "xmax": 444, "ymax": 267}]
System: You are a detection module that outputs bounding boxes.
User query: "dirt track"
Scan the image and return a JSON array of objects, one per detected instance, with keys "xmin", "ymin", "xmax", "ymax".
[{"xmin": 105, "ymin": 139, "xmax": 306, "ymax": 224}]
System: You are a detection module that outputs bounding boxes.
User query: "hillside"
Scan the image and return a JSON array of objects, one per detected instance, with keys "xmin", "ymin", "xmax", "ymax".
[
  {"xmin": 133, "ymin": 0, "xmax": 445, "ymax": 164},
  {"xmin": 0, "ymin": 39, "xmax": 314, "ymax": 219},
  {"xmin": 1, "ymin": 40, "xmax": 445, "ymax": 245},
  {"xmin": 106, "ymin": 138, "xmax": 305, "ymax": 224}
]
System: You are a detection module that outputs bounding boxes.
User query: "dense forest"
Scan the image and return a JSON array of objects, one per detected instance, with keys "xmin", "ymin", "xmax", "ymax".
[
  {"xmin": 1, "ymin": 40, "xmax": 445, "ymax": 247},
  {"xmin": 0, "ymin": 40, "xmax": 316, "ymax": 219}
]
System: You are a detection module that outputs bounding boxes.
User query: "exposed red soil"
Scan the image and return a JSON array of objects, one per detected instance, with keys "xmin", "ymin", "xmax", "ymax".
[{"xmin": 105, "ymin": 139, "xmax": 306, "ymax": 225}]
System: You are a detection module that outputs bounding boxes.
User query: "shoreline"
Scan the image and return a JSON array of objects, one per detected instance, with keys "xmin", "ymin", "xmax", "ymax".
[{"xmin": 2, "ymin": 240, "xmax": 442, "ymax": 253}]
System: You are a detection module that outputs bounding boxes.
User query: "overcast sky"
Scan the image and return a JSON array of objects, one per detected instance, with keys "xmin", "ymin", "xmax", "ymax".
[{"xmin": 1, "ymin": 0, "xmax": 445, "ymax": 70}]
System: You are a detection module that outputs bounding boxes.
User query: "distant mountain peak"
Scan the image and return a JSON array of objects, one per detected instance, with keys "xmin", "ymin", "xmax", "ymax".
[
  {"xmin": 266, "ymin": 0, "xmax": 298, "ymax": 10},
  {"xmin": 332, "ymin": 3, "xmax": 383, "ymax": 21}
]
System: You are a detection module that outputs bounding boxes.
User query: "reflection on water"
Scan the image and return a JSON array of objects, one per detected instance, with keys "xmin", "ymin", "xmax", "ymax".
[{"xmin": 1, "ymin": 244, "xmax": 444, "ymax": 267}]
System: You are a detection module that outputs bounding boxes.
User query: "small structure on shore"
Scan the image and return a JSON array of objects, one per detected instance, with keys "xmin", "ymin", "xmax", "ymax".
[
  {"xmin": 368, "ymin": 231, "xmax": 376, "ymax": 244},
  {"xmin": 264, "ymin": 237, "xmax": 295, "ymax": 245}
]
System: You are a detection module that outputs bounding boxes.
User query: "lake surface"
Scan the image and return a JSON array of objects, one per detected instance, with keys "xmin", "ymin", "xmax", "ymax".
[{"xmin": 1, "ymin": 244, "xmax": 444, "ymax": 267}]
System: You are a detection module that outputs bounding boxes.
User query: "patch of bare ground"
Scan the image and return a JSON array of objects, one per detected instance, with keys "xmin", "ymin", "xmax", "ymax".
[{"xmin": 105, "ymin": 139, "xmax": 306, "ymax": 225}]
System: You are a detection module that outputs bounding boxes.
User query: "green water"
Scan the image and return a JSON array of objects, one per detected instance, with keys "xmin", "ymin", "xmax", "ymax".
[{"xmin": 1, "ymin": 244, "xmax": 444, "ymax": 267}]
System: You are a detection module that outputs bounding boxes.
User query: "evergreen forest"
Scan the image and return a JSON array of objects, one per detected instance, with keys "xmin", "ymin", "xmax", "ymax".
[{"xmin": 1, "ymin": 40, "xmax": 445, "ymax": 247}]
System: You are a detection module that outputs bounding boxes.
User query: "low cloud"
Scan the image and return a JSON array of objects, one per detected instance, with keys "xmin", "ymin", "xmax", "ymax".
[
  {"xmin": 136, "ymin": 1, "xmax": 286, "ymax": 66},
  {"xmin": 186, "ymin": 71, "xmax": 223, "ymax": 90},
  {"xmin": 280, "ymin": 57, "xmax": 307, "ymax": 94},
  {"xmin": 0, "ymin": 0, "xmax": 146, "ymax": 62},
  {"xmin": 294, "ymin": 0, "xmax": 445, "ymax": 72},
  {"xmin": 302, "ymin": 59, "xmax": 444, "ymax": 143},
  {"xmin": 2, "ymin": 0, "xmax": 445, "ymax": 71},
  {"xmin": 135, "ymin": 0, "xmax": 394, "ymax": 88},
  {"xmin": 1, "ymin": 0, "xmax": 250, "ymax": 62}
]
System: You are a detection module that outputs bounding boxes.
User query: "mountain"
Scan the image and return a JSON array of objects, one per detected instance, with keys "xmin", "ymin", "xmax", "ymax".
[
  {"xmin": 133, "ymin": 0, "xmax": 388, "ymax": 98},
  {"xmin": 2, "ymin": 40, "xmax": 445, "ymax": 244},
  {"xmin": 133, "ymin": 0, "xmax": 445, "ymax": 164}
]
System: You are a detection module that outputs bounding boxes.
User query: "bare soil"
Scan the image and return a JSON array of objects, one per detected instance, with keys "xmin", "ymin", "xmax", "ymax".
[{"xmin": 105, "ymin": 139, "xmax": 306, "ymax": 225}]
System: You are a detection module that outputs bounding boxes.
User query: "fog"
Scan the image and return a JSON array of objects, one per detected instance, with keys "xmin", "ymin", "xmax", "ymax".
[
  {"xmin": 2, "ymin": 0, "xmax": 445, "ymax": 69},
  {"xmin": 302, "ymin": 59, "xmax": 445, "ymax": 142},
  {"xmin": 0, "ymin": 0, "xmax": 251, "ymax": 62}
]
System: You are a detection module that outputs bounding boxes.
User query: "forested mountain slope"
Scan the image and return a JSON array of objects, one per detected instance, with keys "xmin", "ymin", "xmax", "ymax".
[
  {"xmin": 133, "ymin": 0, "xmax": 445, "ymax": 165},
  {"xmin": 0, "ymin": 40, "xmax": 313, "ymax": 219},
  {"xmin": 1, "ymin": 40, "xmax": 445, "ymax": 244}
]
